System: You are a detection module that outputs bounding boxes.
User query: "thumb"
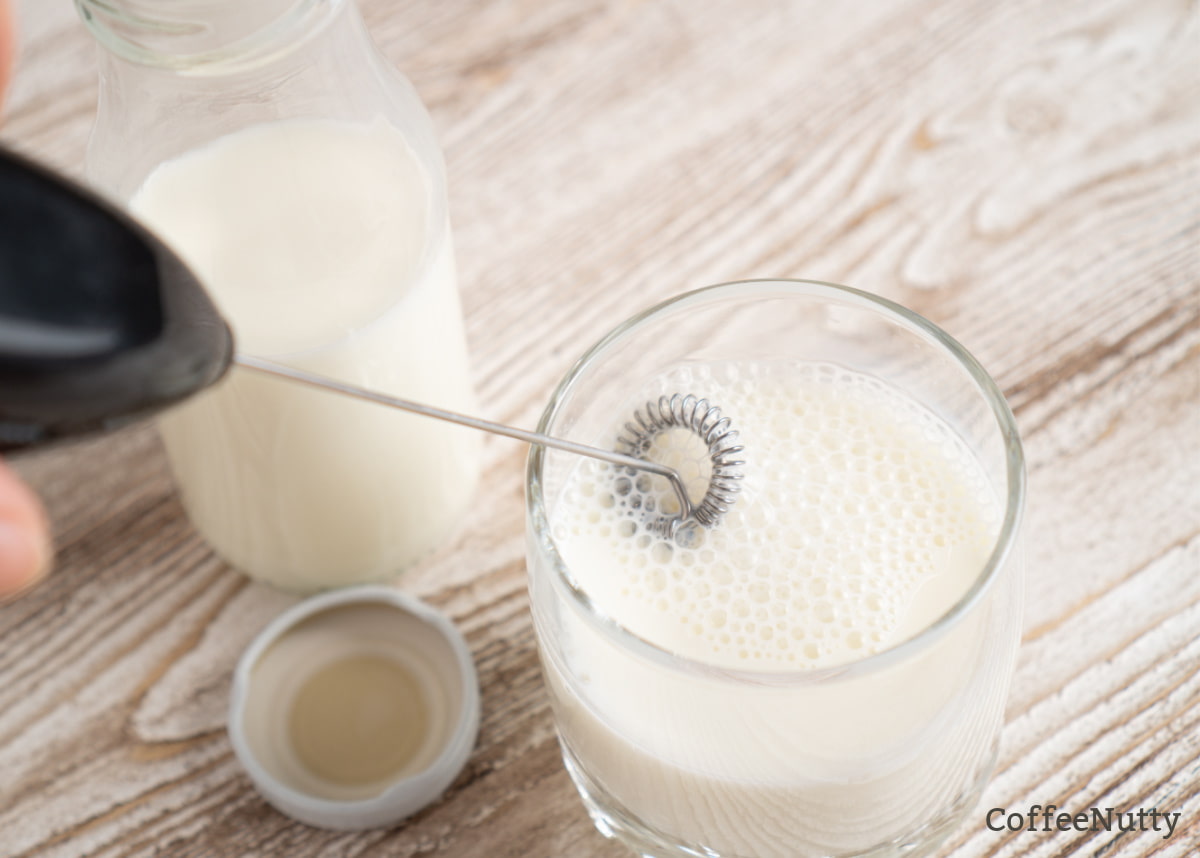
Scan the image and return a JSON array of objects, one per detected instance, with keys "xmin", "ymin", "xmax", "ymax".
[{"xmin": 0, "ymin": 458, "xmax": 51, "ymax": 599}]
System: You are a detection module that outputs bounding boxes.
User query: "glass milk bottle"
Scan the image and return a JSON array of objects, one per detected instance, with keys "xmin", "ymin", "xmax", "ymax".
[{"xmin": 76, "ymin": 0, "xmax": 480, "ymax": 591}]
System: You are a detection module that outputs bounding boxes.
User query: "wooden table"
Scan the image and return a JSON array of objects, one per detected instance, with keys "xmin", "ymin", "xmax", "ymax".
[{"xmin": 1, "ymin": 1, "xmax": 1197, "ymax": 856}]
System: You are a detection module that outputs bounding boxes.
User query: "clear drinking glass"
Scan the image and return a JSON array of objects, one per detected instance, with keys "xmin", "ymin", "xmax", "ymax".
[{"xmin": 526, "ymin": 280, "xmax": 1025, "ymax": 858}]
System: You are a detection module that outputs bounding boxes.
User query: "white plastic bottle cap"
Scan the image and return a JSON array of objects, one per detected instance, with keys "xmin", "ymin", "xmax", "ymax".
[{"xmin": 228, "ymin": 586, "xmax": 480, "ymax": 830}]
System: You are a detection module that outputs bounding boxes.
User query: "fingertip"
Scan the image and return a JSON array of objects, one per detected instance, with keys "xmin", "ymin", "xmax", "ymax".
[
  {"xmin": 0, "ymin": 0, "xmax": 14, "ymax": 114},
  {"xmin": 0, "ymin": 518, "xmax": 49, "ymax": 598},
  {"xmin": 0, "ymin": 460, "xmax": 52, "ymax": 600}
]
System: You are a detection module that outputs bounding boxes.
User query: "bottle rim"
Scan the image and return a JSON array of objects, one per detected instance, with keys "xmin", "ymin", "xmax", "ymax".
[{"xmin": 75, "ymin": 0, "xmax": 345, "ymax": 72}]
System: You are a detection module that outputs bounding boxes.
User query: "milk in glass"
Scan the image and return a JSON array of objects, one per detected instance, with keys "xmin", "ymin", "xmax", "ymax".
[{"xmin": 538, "ymin": 360, "xmax": 1011, "ymax": 856}]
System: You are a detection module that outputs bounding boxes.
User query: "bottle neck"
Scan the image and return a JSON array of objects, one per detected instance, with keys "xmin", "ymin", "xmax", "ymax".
[
  {"xmin": 75, "ymin": 0, "xmax": 345, "ymax": 72},
  {"xmin": 77, "ymin": 0, "xmax": 444, "ymax": 207}
]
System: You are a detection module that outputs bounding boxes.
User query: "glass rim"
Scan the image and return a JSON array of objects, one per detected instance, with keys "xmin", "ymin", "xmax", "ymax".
[{"xmin": 526, "ymin": 278, "xmax": 1026, "ymax": 686}]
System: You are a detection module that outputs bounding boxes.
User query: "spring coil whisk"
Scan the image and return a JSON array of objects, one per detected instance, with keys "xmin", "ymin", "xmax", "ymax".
[{"xmin": 616, "ymin": 393, "xmax": 745, "ymax": 537}]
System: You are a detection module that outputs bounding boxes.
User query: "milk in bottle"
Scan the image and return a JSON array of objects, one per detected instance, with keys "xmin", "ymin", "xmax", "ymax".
[{"xmin": 131, "ymin": 119, "xmax": 479, "ymax": 591}]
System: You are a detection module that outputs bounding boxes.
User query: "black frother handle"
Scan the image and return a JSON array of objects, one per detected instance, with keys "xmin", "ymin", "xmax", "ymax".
[{"xmin": 0, "ymin": 145, "xmax": 235, "ymax": 451}]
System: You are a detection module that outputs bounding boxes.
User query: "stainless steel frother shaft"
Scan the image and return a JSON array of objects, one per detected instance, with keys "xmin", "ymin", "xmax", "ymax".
[{"xmin": 236, "ymin": 354, "xmax": 709, "ymax": 527}]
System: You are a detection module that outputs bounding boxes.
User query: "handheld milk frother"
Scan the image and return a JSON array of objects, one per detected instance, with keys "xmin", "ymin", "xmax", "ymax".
[{"xmin": 0, "ymin": 146, "xmax": 743, "ymax": 536}]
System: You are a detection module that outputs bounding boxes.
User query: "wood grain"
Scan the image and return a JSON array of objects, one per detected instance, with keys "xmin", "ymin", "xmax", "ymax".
[{"xmin": 1, "ymin": 0, "xmax": 1197, "ymax": 856}]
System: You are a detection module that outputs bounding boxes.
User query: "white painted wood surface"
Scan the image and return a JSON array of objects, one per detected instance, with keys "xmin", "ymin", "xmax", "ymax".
[{"xmin": 0, "ymin": 0, "xmax": 1197, "ymax": 856}]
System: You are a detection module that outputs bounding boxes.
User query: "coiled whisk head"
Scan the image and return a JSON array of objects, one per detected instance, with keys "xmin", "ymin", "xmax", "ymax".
[{"xmin": 615, "ymin": 393, "xmax": 745, "ymax": 539}]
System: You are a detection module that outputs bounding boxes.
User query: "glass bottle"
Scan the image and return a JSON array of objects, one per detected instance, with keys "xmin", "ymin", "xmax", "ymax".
[{"xmin": 76, "ymin": 0, "xmax": 481, "ymax": 592}]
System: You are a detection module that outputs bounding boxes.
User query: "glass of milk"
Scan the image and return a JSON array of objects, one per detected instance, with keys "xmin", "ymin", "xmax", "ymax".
[
  {"xmin": 526, "ymin": 280, "xmax": 1025, "ymax": 858},
  {"xmin": 78, "ymin": 0, "xmax": 480, "ymax": 591}
]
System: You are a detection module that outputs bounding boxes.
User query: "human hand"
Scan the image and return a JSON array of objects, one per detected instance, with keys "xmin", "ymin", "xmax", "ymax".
[{"xmin": 0, "ymin": 0, "xmax": 54, "ymax": 599}]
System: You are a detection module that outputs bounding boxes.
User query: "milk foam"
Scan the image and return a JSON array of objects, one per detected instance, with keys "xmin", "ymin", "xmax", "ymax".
[{"xmin": 552, "ymin": 361, "xmax": 1000, "ymax": 670}]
